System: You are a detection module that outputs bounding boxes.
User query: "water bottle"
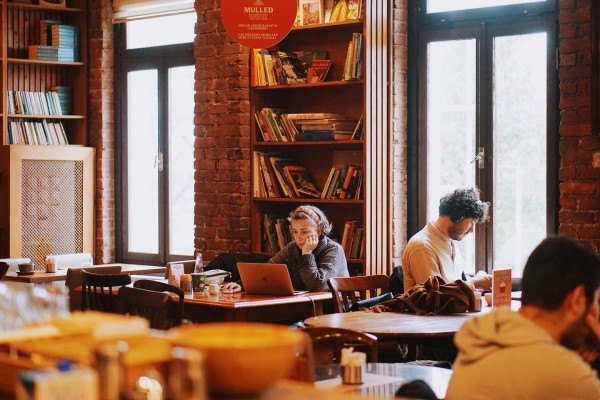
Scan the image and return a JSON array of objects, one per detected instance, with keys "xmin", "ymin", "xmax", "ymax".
[{"xmin": 194, "ymin": 253, "xmax": 204, "ymax": 274}]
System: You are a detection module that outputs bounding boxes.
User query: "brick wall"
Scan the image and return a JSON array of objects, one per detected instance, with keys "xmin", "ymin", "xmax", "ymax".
[
  {"xmin": 193, "ymin": 0, "xmax": 252, "ymax": 260},
  {"xmin": 88, "ymin": 0, "xmax": 115, "ymax": 263},
  {"xmin": 558, "ymin": 0, "xmax": 600, "ymax": 250}
]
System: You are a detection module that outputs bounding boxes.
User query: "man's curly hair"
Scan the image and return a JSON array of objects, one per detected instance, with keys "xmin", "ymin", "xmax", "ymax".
[{"xmin": 439, "ymin": 187, "xmax": 490, "ymax": 223}]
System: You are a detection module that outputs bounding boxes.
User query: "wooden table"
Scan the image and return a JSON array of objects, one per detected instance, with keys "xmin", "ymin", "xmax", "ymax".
[
  {"xmin": 304, "ymin": 301, "xmax": 521, "ymax": 339},
  {"xmin": 4, "ymin": 263, "xmax": 166, "ymax": 284},
  {"xmin": 183, "ymin": 290, "xmax": 332, "ymax": 323},
  {"xmin": 214, "ymin": 363, "xmax": 452, "ymax": 400}
]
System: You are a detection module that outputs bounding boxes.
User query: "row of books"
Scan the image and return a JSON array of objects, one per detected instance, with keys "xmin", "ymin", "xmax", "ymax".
[
  {"xmin": 343, "ymin": 33, "xmax": 363, "ymax": 81},
  {"xmin": 262, "ymin": 214, "xmax": 292, "ymax": 253},
  {"xmin": 322, "ymin": 164, "xmax": 362, "ymax": 200},
  {"xmin": 254, "ymin": 152, "xmax": 321, "ymax": 199},
  {"xmin": 7, "ymin": 90, "xmax": 64, "ymax": 116},
  {"xmin": 7, "ymin": 120, "xmax": 69, "ymax": 145},
  {"xmin": 340, "ymin": 220, "xmax": 365, "ymax": 259},
  {"xmin": 252, "ymin": 49, "xmax": 331, "ymax": 87},
  {"xmin": 255, "ymin": 110, "xmax": 362, "ymax": 142}
]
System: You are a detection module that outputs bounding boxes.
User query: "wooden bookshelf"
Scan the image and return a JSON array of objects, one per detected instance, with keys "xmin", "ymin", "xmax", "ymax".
[
  {"xmin": 0, "ymin": 0, "xmax": 92, "ymax": 261},
  {"xmin": 250, "ymin": 16, "xmax": 367, "ymax": 275}
]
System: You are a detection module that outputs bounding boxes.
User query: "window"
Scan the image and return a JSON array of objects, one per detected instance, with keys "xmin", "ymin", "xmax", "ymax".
[
  {"xmin": 412, "ymin": 1, "xmax": 557, "ymax": 276},
  {"xmin": 116, "ymin": 13, "xmax": 195, "ymax": 264}
]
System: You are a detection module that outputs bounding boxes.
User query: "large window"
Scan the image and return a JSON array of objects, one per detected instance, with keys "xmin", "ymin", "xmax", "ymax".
[
  {"xmin": 412, "ymin": 1, "xmax": 557, "ymax": 276},
  {"xmin": 116, "ymin": 13, "xmax": 195, "ymax": 264}
]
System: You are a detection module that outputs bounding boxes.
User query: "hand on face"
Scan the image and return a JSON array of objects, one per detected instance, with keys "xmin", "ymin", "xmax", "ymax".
[
  {"xmin": 221, "ymin": 282, "xmax": 241, "ymax": 294},
  {"xmin": 302, "ymin": 234, "xmax": 319, "ymax": 255}
]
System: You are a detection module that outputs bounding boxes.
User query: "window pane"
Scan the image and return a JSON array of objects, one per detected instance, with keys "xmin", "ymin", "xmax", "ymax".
[
  {"xmin": 128, "ymin": 70, "xmax": 159, "ymax": 254},
  {"xmin": 427, "ymin": 0, "xmax": 545, "ymax": 13},
  {"xmin": 493, "ymin": 33, "xmax": 547, "ymax": 276},
  {"xmin": 126, "ymin": 13, "xmax": 195, "ymax": 49},
  {"xmin": 426, "ymin": 39, "xmax": 477, "ymax": 273},
  {"xmin": 168, "ymin": 66, "xmax": 195, "ymax": 256}
]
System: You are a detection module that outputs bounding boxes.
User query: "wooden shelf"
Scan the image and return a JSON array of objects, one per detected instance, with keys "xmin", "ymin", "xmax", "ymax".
[
  {"xmin": 6, "ymin": 3, "xmax": 82, "ymax": 13},
  {"xmin": 252, "ymin": 80, "xmax": 363, "ymax": 91},
  {"xmin": 253, "ymin": 140, "xmax": 364, "ymax": 147},
  {"xmin": 7, "ymin": 58, "xmax": 85, "ymax": 66},
  {"xmin": 289, "ymin": 20, "xmax": 363, "ymax": 32},
  {"xmin": 8, "ymin": 114, "xmax": 85, "ymax": 119},
  {"xmin": 253, "ymin": 198, "xmax": 364, "ymax": 205}
]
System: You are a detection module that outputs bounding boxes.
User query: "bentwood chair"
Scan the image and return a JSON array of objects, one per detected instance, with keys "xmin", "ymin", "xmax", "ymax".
[
  {"xmin": 118, "ymin": 286, "xmax": 173, "ymax": 330},
  {"xmin": 81, "ymin": 270, "xmax": 131, "ymax": 313},
  {"xmin": 133, "ymin": 279, "xmax": 185, "ymax": 328},
  {"xmin": 301, "ymin": 326, "xmax": 378, "ymax": 364},
  {"xmin": 65, "ymin": 266, "xmax": 122, "ymax": 311},
  {"xmin": 327, "ymin": 275, "xmax": 390, "ymax": 313}
]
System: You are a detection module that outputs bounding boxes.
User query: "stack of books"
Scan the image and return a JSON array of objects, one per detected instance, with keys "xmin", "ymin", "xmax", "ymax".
[
  {"xmin": 7, "ymin": 90, "xmax": 63, "ymax": 116},
  {"xmin": 52, "ymin": 24, "xmax": 79, "ymax": 62},
  {"xmin": 340, "ymin": 220, "xmax": 365, "ymax": 259},
  {"xmin": 343, "ymin": 33, "xmax": 363, "ymax": 81},
  {"xmin": 52, "ymin": 86, "xmax": 72, "ymax": 115},
  {"xmin": 262, "ymin": 214, "xmax": 292, "ymax": 253},
  {"xmin": 253, "ymin": 152, "xmax": 321, "ymax": 199},
  {"xmin": 321, "ymin": 164, "xmax": 363, "ymax": 200},
  {"xmin": 252, "ymin": 49, "xmax": 331, "ymax": 87}
]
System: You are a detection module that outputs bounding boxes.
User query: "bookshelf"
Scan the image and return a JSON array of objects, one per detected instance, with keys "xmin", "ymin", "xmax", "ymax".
[
  {"xmin": 0, "ymin": 0, "xmax": 92, "ymax": 261},
  {"xmin": 250, "ymin": 18, "xmax": 367, "ymax": 275}
]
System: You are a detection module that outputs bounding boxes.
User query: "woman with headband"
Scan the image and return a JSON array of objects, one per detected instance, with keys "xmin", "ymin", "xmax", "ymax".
[{"xmin": 222, "ymin": 205, "xmax": 349, "ymax": 293}]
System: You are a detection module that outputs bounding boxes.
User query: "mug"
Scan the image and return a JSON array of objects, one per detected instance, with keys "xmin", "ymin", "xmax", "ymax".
[{"xmin": 208, "ymin": 283, "xmax": 220, "ymax": 295}]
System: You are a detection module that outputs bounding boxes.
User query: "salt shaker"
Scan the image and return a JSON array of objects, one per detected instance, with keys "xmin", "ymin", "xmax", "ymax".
[{"xmin": 45, "ymin": 256, "xmax": 56, "ymax": 273}]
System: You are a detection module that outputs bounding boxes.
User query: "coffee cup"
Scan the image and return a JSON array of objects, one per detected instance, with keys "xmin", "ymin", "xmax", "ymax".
[
  {"xmin": 18, "ymin": 263, "xmax": 34, "ymax": 273},
  {"xmin": 209, "ymin": 283, "xmax": 220, "ymax": 295}
]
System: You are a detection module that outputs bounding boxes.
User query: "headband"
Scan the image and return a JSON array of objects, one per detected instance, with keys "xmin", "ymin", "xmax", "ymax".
[{"xmin": 295, "ymin": 206, "xmax": 320, "ymax": 226}]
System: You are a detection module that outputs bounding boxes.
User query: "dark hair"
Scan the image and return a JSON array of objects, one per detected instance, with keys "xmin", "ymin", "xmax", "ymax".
[
  {"xmin": 288, "ymin": 205, "xmax": 333, "ymax": 235},
  {"xmin": 439, "ymin": 187, "xmax": 490, "ymax": 223},
  {"xmin": 521, "ymin": 235, "xmax": 600, "ymax": 310}
]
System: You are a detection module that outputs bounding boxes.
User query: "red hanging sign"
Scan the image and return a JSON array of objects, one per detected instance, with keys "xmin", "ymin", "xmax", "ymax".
[{"xmin": 221, "ymin": 0, "xmax": 298, "ymax": 48}]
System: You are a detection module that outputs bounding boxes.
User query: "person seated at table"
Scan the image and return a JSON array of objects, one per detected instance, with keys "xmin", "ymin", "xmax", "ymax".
[
  {"xmin": 402, "ymin": 187, "xmax": 492, "ymax": 292},
  {"xmin": 446, "ymin": 235, "xmax": 600, "ymax": 400},
  {"xmin": 222, "ymin": 205, "xmax": 349, "ymax": 293}
]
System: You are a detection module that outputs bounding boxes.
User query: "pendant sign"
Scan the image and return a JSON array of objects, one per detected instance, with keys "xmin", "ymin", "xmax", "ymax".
[{"xmin": 221, "ymin": 0, "xmax": 297, "ymax": 48}]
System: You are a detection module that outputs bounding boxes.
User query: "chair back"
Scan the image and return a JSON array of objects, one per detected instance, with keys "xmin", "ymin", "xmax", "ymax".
[
  {"xmin": 301, "ymin": 326, "xmax": 378, "ymax": 364},
  {"xmin": 327, "ymin": 275, "xmax": 390, "ymax": 313},
  {"xmin": 65, "ymin": 266, "xmax": 122, "ymax": 311},
  {"xmin": 389, "ymin": 266, "xmax": 404, "ymax": 295},
  {"xmin": 133, "ymin": 279, "xmax": 185, "ymax": 328},
  {"xmin": 164, "ymin": 260, "xmax": 195, "ymax": 279},
  {"xmin": 118, "ymin": 286, "xmax": 172, "ymax": 329},
  {"xmin": 0, "ymin": 262, "xmax": 9, "ymax": 281},
  {"xmin": 81, "ymin": 270, "xmax": 131, "ymax": 313}
]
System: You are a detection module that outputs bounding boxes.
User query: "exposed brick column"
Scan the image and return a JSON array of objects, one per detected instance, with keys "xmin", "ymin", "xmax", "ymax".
[
  {"xmin": 194, "ymin": 0, "xmax": 252, "ymax": 260},
  {"xmin": 558, "ymin": 0, "xmax": 600, "ymax": 250},
  {"xmin": 88, "ymin": 0, "xmax": 115, "ymax": 263},
  {"xmin": 392, "ymin": 0, "xmax": 408, "ymax": 267}
]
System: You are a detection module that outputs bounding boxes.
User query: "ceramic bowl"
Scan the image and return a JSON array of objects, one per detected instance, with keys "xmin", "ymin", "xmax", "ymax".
[
  {"xmin": 17, "ymin": 262, "xmax": 34, "ymax": 273},
  {"xmin": 169, "ymin": 322, "xmax": 303, "ymax": 395}
]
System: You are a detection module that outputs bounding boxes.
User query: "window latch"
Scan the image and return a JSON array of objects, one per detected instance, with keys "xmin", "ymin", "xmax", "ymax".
[
  {"xmin": 154, "ymin": 152, "xmax": 164, "ymax": 172},
  {"xmin": 471, "ymin": 148, "xmax": 484, "ymax": 169}
]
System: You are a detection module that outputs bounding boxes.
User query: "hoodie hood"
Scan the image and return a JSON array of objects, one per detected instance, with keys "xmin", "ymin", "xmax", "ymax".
[{"xmin": 454, "ymin": 308, "xmax": 555, "ymax": 364}]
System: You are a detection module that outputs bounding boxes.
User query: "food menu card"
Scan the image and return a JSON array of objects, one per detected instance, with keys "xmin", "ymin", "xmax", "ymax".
[{"xmin": 492, "ymin": 268, "xmax": 512, "ymax": 307}]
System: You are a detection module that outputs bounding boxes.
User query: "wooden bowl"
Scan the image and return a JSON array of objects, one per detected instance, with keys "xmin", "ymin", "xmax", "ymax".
[{"xmin": 169, "ymin": 322, "xmax": 303, "ymax": 395}]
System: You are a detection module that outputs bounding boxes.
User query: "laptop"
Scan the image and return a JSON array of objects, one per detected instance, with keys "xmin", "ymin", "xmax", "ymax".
[{"xmin": 237, "ymin": 262, "xmax": 309, "ymax": 296}]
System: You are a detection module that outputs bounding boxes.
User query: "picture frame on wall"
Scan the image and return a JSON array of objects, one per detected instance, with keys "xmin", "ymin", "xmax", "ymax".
[{"xmin": 39, "ymin": 0, "xmax": 66, "ymax": 8}]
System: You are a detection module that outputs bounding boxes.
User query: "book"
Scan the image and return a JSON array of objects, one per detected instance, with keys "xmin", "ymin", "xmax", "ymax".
[
  {"xmin": 283, "ymin": 165, "xmax": 321, "ymax": 198},
  {"xmin": 300, "ymin": 121, "xmax": 358, "ymax": 131},
  {"xmin": 295, "ymin": 131, "xmax": 335, "ymax": 141},
  {"xmin": 299, "ymin": 0, "xmax": 322, "ymax": 26},
  {"xmin": 492, "ymin": 268, "xmax": 512, "ymax": 307},
  {"xmin": 347, "ymin": 0, "xmax": 361, "ymax": 20},
  {"xmin": 351, "ymin": 113, "xmax": 364, "ymax": 140},
  {"xmin": 286, "ymin": 112, "xmax": 346, "ymax": 120},
  {"xmin": 298, "ymin": 50, "xmax": 328, "ymax": 71},
  {"xmin": 323, "ymin": 0, "xmax": 336, "ymax": 22},
  {"xmin": 307, "ymin": 59, "xmax": 332, "ymax": 83},
  {"xmin": 277, "ymin": 51, "xmax": 308, "ymax": 84},
  {"xmin": 330, "ymin": 0, "xmax": 348, "ymax": 22}
]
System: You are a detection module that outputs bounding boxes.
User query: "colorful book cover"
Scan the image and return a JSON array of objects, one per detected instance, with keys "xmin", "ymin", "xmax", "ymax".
[{"xmin": 492, "ymin": 268, "xmax": 512, "ymax": 307}]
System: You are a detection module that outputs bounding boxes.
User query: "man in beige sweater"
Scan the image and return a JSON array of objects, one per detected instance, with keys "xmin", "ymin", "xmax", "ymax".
[
  {"xmin": 402, "ymin": 187, "xmax": 492, "ymax": 291},
  {"xmin": 446, "ymin": 236, "xmax": 600, "ymax": 400}
]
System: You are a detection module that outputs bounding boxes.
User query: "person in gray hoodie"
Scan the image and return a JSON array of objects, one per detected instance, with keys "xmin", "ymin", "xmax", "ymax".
[{"xmin": 446, "ymin": 235, "xmax": 600, "ymax": 400}]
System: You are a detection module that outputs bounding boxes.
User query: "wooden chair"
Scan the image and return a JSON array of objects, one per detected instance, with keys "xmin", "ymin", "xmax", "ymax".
[
  {"xmin": 327, "ymin": 275, "xmax": 390, "ymax": 313},
  {"xmin": 81, "ymin": 271, "xmax": 131, "ymax": 313},
  {"xmin": 0, "ymin": 262, "xmax": 9, "ymax": 281},
  {"xmin": 301, "ymin": 326, "xmax": 378, "ymax": 364},
  {"xmin": 65, "ymin": 266, "xmax": 122, "ymax": 311},
  {"xmin": 118, "ymin": 286, "xmax": 173, "ymax": 329},
  {"xmin": 133, "ymin": 279, "xmax": 185, "ymax": 328}
]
